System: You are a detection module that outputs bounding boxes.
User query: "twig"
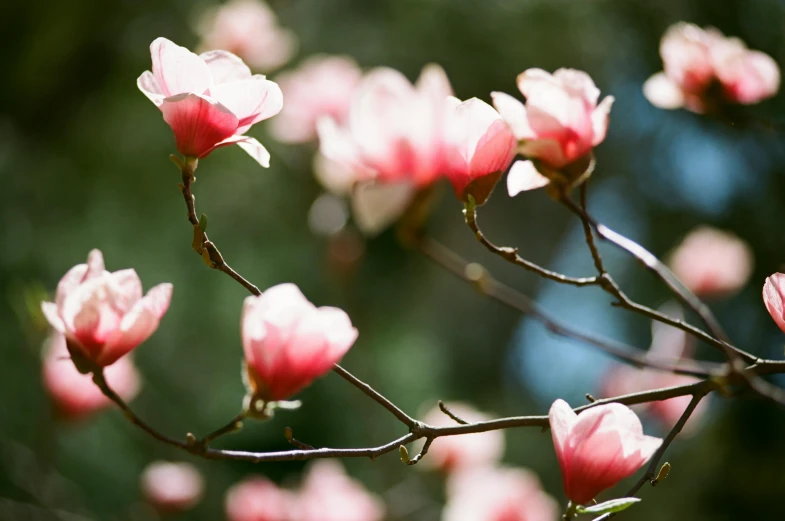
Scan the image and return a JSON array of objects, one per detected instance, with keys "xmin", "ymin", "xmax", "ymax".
[
  {"xmin": 438, "ymin": 401, "xmax": 468, "ymax": 424},
  {"xmin": 199, "ymin": 413, "xmax": 245, "ymax": 447},
  {"xmin": 332, "ymin": 364, "xmax": 418, "ymax": 429},
  {"xmin": 405, "ymin": 438, "xmax": 434, "ymax": 465}
]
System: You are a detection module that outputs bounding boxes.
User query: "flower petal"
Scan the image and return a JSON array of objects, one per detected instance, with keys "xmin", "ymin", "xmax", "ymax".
[
  {"xmin": 351, "ymin": 181, "xmax": 415, "ymax": 236},
  {"xmin": 642, "ymin": 72, "xmax": 685, "ymax": 110},
  {"xmin": 213, "ymin": 135, "xmax": 271, "ymax": 168},
  {"xmin": 506, "ymin": 160, "xmax": 551, "ymax": 196},
  {"xmin": 42, "ymin": 301, "xmax": 65, "ymax": 332},
  {"xmin": 160, "ymin": 93, "xmax": 239, "ymax": 158},
  {"xmin": 209, "ymin": 77, "xmax": 283, "ymax": 131},
  {"xmin": 150, "ymin": 37, "xmax": 213, "ymax": 97},
  {"xmin": 491, "ymin": 91, "xmax": 535, "ymax": 140},
  {"xmin": 591, "ymin": 95, "xmax": 615, "ymax": 146},
  {"xmin": 137, "ymin": 71, "xmax": 165, "ymax": 107},
  {"xmin": 200, "ymin": 49, "xmax": 253, "ymax": 83}
]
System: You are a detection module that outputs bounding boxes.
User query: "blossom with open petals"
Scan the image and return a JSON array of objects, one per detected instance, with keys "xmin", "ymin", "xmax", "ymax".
[
  {"xmin": 292, "ymin": 461, "xmax": 385, "ymax": 521},
  {"xmin": 197, "ymin": 0, "xmax": 296, "ymax": 73},
  {"xmin": 549, "ymin": 399, "xmax": 662, "ymax": 505},
  {"xmin": 138, "ymin": 37, "xmax": 282, "ymax": 166},
  {"xmin": 420, "ymin": 402, "xmax": 505, "ymax": 473},
  {"xmin": 271, "ymin": 56, "xmax": 363, "ymax": 143},
  {"xmin": 43, "ymin": 333, "xmax": 140, "ymax": 419},
  {"xmin": 764, "ymin": 273, "xmax": 785, "ymax": 334},
  {"xmin": 444, "ymin": 97, "xmax": 516, "ymax": 204},
  {"xmin": 492, "ymin": 68, "xmax": 613, "ymax": 196},
  {"xmin": 41, "ymin": 249, "xmax": 172, "ymax": 369},
  {"xmin": 242, "ymin": 283, "xmax": 358, "ymax": 402},
  {"xmin": 644, "ymin": 23, "xmax": 780, "ymax": 112},
  {"xmin": 669, "ymin": 226, "xmax": 753, "ymax": 298},
  {"xmin": 443, "ymin": 467, "xmax": 558, "ymax": 521},
  {"xmin": 141, "ymin": 461, "xmax": 204, "ymax": 513},
  {"xmin": 226, "ymin": 477, "xmax": 293, "ymax": 521}
]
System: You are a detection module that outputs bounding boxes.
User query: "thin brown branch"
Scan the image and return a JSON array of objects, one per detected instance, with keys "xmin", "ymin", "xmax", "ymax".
[
  {"xmin": 438, "ymin": 400, "xmax": 468, "ymax": 424},
  {"xmin": 332, "ymin": 364, "xmax": 418, "ymax": 428},
  {"xmin": 199, "ymin": 413, "xmax": 245, "ymax": 447}
]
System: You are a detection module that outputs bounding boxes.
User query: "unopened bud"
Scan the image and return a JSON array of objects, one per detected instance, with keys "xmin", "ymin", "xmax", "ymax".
[
  {"xmin": 653, "ymin": 462, "xmax": 671, "ymax": 485},
  {"xmin": 399, "ymin": 445, "xmax": 410, "ymax": 464}
]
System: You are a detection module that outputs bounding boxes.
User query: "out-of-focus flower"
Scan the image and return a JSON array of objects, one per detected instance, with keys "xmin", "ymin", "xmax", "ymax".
[
  {"xmin": 141, "ymin": 461, "xmax": 204, "ymax": 513},
  {"xmin": 443, "ymin": 467, "xmax": 558, "ymax": 521},
  {"xmin": 271, "ymin": 56, "xmax": 363, "ymax": 143},
  {"xmin": 242, "ymin": 283, "xmax": 358, "ymax": 402},
  {"xmin": 196, "ymin": 0, "xmax": 296, "ymax": 73},
  {"xmin": 43, "ymin": 333, "xmax": 140, "ymax": 419},
  {"xmin": 40, "ymin": 249, "xmax": 172, "ymax": 369},
  {"xmin": 549, "ymin": 399, "xmax": 662, "ymax": 505},
  {"xmin": 420, "ymin": 402, "xmax": 505, "ymax": 473},
  {"xmin": 669, "ymin": 226, "xmax": 753, "ymax": 298},
  {"xmin": 225, "ymin": 477, "xmax": 293, "ymax": 521},
  {"xmin": 764, "ymin": 273, "xmax": 785, "ymax": 334},
  {"xmin": 138, "ymin": 37, "xmax": 282, "ymax": 166},
  {"xmin": 644, "ymin": 23, "xmax": 780, "ymax": 112},
  {"xmin": 601, "ymin": 307, "xmax": 708, "ymax": 433},
  {"xmin": 492, "ymin": 68, "xmax": 613, "ymax": 196},
  {"xmin": 292, "ymin": 461, "xmax": 385, "ymax": 521},
  {"xmin": 444, "ymin": 97, "xmax": 516, "ymax": 204},
  {"xmin": 318, "ymin": 64, "xmax": 453, "ymax": 187}
]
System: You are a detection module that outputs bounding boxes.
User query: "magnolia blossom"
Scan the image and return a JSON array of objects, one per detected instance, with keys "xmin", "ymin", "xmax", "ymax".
[
  {"xmin": 41, "ymin": 249, "xmax": 172, "ymax": 369},
  {"xmin": 492, "ymin": 68, "xmax": 613, "ymax": 196},
  {"xmin": 444, "ymin": 97, "xmax": 516, "ymax": 204},
  {"xmin": 644, "ymin": 23, "xmax": 780, "ymax": 112},
  {"xmin": 601, "ymin": 309, "xmax": 707, "ymax": 432},
  {"xmin": 242, "ymin": 283, "xmax": 358, "ymax": 401},
  {"xmin": 420, "ymin": 402, "xmax": 505, "ymax": 473},
  {"xmin": 318, "ymin": 64, "xmax": 453, "ymax": 187},
  {"xmin": 196, "ymin": 0, "xmax": 296, "ymax": 73},
  {"xmin": 225, "ymin": 477, "xmax": 293, "ymax": 521},
  {"xmin": 549, "ymin": 399, "xmax": 662, "ymax": 505},
  {"xmin": 42, "ymin": 333, "xmax": 140, "ymax": 419},
  {"xmin": 138, "ymin": 37, "xmax": 283, "ymax": 166},
  {"xmin": 292, "ymin": 461, "xmax": 385, "ymax": 521},
  {"xmin": 271, "ymin": 56, "xmax": 363, "ymax": 143},
  {"xmin": 764, "ymin": 273, "xmax": 785, "ymax": 333},
  {"xmin": 669, "ymin": 226, "xmax": 753, "ymax": 298},
  {"xmin": 443, "ymin": 467, "xmax": 558, "ymax": 521},
  {"xmin": 141, "ymin": 461, "xmax": 204, "ymax": 513}
]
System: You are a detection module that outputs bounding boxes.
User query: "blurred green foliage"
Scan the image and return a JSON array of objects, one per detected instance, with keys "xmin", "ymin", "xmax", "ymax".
[{"xmin": 1, "ymin": 0, "xmax": 785, "ymax": 519}]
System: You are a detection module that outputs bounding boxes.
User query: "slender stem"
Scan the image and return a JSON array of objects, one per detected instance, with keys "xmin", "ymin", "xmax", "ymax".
[
  {"xmin": 417, "ymin": 237, "xmax": 721, "ymax": 379},
  {"xmin": 332, "ymin": 364, "xmax": 418, "ymax": 428},
  {"xmin": 579, "ymin": 184, "xmax": 605, "ymax": 275},
  {"xmin": 463, "ymin": 201, "xmax": 599, "ymax": 287},
  {"xmin": 438, "ymin": 400, "xmax": 468, "ymax": 424},
  {"xmin": 199, "ymin": 413, "xmax": 246, "ymax": 447},
  {"xmin": 405, "ymin": 438, "xmax": 434, "ymax": 465}
]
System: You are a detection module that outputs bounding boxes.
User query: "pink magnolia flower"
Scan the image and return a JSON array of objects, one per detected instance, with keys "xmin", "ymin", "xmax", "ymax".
[
  {"xmin": 138, "ymin": 37, "xmax": 283, "ymax": 166},
  {"xmin": 420, "ymin": 402, "xmax": 505, "ymax": 473},
  {"xmin": 492, "ymin": 68, "xmax": 614, "ymax": 196},
  {"xmin": 549, "ymin": 399, "xmax": 662, "ymax": 505},
  {"xmin": 271, "ymin": 56, "xmax": 363, "ymax": 143},
  {"xmin": 196, "ymin": 0, "xmax": 296, "ymax": 73},
  {"xmin": 444, "ymin": 97, "xmax": 516, "ymax": 204},
  {"xmin": 242, "ymin": 283, "xmax": 358, "ymax": 401},
  {"xmin": 42, "ymin": 333, "xmax": 140, "ymax": 419},
  {"xmin": 669, "ymin": 226, "xmax": 753, "ymax": 298},
  {"xmin": 40, "ymin": 249, "xmax": 172, "ymax": 369},
  {"xmin": 225, "ymin": 477, "xmax": 293, "ymax": 521},
  {"xmin": 601, "ymin": 308, "xmax": 707, "ymax": 433},
  {"xmin": 644, "ymin": 23, "xmax": 780, "ymax": 112},
  {"xmin": 141, "ymin": 461, "xmax": 204, "ymax": 513},
  {"xmin": 443, "ymin": 467, "xmax": 558, "ymax": 521},
  {"xmin": 763, "ymin": 273, "xmax": 785, "ymax": 333},
  {"xmin": 292, "ymin": 461, "xmax": 385, "ymax": 521},
  {"xmin": 318, "ymin": 64, "xmax": 454, "ymax": 187}
]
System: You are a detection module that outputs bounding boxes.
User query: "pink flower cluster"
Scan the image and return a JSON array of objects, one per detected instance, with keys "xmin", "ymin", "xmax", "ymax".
[
  {"xmin": 644, "ymin": 23, "xmax": 780, "ymax": 112},
  {"xmin": 226, "ymin": 461, "xmax": 384, "ymax": 521}
]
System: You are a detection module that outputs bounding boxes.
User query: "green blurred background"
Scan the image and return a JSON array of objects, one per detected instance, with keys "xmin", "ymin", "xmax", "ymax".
[{"xmin": 2, "ymin": 0, "xmax": 785, "ymax": 519}]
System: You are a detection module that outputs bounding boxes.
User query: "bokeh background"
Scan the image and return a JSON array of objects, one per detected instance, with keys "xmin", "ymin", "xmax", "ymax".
[{"xmin": 2, "ymin": 0, "xmax": 785, "ymax": 519}]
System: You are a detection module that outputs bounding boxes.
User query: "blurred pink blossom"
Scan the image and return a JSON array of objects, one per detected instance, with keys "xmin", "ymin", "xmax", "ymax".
[
  {"xmin": 292, "ymin": 461, "xmax": 385, "ymax": 521},
  {"xmin": 644, "ymin": 23, "xmax": 780, "ymax": 112},
  {"xmin": 601, "ymin": 307, "xmax": 708, "ymax": 433},
  {"xmin": 420, "ymin": 402, "xmax": 505, "ymax": 473},
  {"xmin": 40, "ymin": 249, "xmax": 172, "ymax": 368},
  {"xmin": 225, "ymin": 477, "xmax": 293, "ymax": 521},
  {"xmin": 443, "ymin": 467, "xmax": 558, "ymax": 521},
  {"xmin": 549, "ymin": 399, "xmax": 662, "ymax": 505},
  {"xmin": 492, "ymin": 68, "xmax": 613, "ymax": 196},
  {"xmin": 444, "ymin": 97, "xmax": 516, "ymax": 204},
  {"xmin": 764, "ymin": 273, "xmax": 785, "ymax": 334},
  {"xmin": 138, "ymin": 37, "xmax": 282, "ymax": 166},
  {"xmin": 242, "ymin": 283, "xmax": 358, "ymax": 401},
  {"xmin": 196, "ymin": 0, "xmax": 296, "ymax": 73},
  {"xmin": 141, "ymin": 461, "xmax": 204, "ymax": 513},
  {"xmin": 669, "ymin": 226, "xmax": 753, "ymax": 298},
  {"xmin": 271, "ymin": 56, "xmax": 363, "ymax": 143},
  {"xmin": 42, "ymin": 333, "xmax": 140, "ymax": 419},
  {"xmin": 318, "ymin": 64, "xmax": 454, "ymax": 187}
]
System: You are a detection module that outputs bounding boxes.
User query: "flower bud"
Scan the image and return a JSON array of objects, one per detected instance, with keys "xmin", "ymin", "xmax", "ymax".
[
  {"xmin": 763, "ymin": 273, "xmax": 785, "ymax": 333},
  {"xmin": 141, "ymin": 461, "xmax": 204, "ymax": 513}
]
